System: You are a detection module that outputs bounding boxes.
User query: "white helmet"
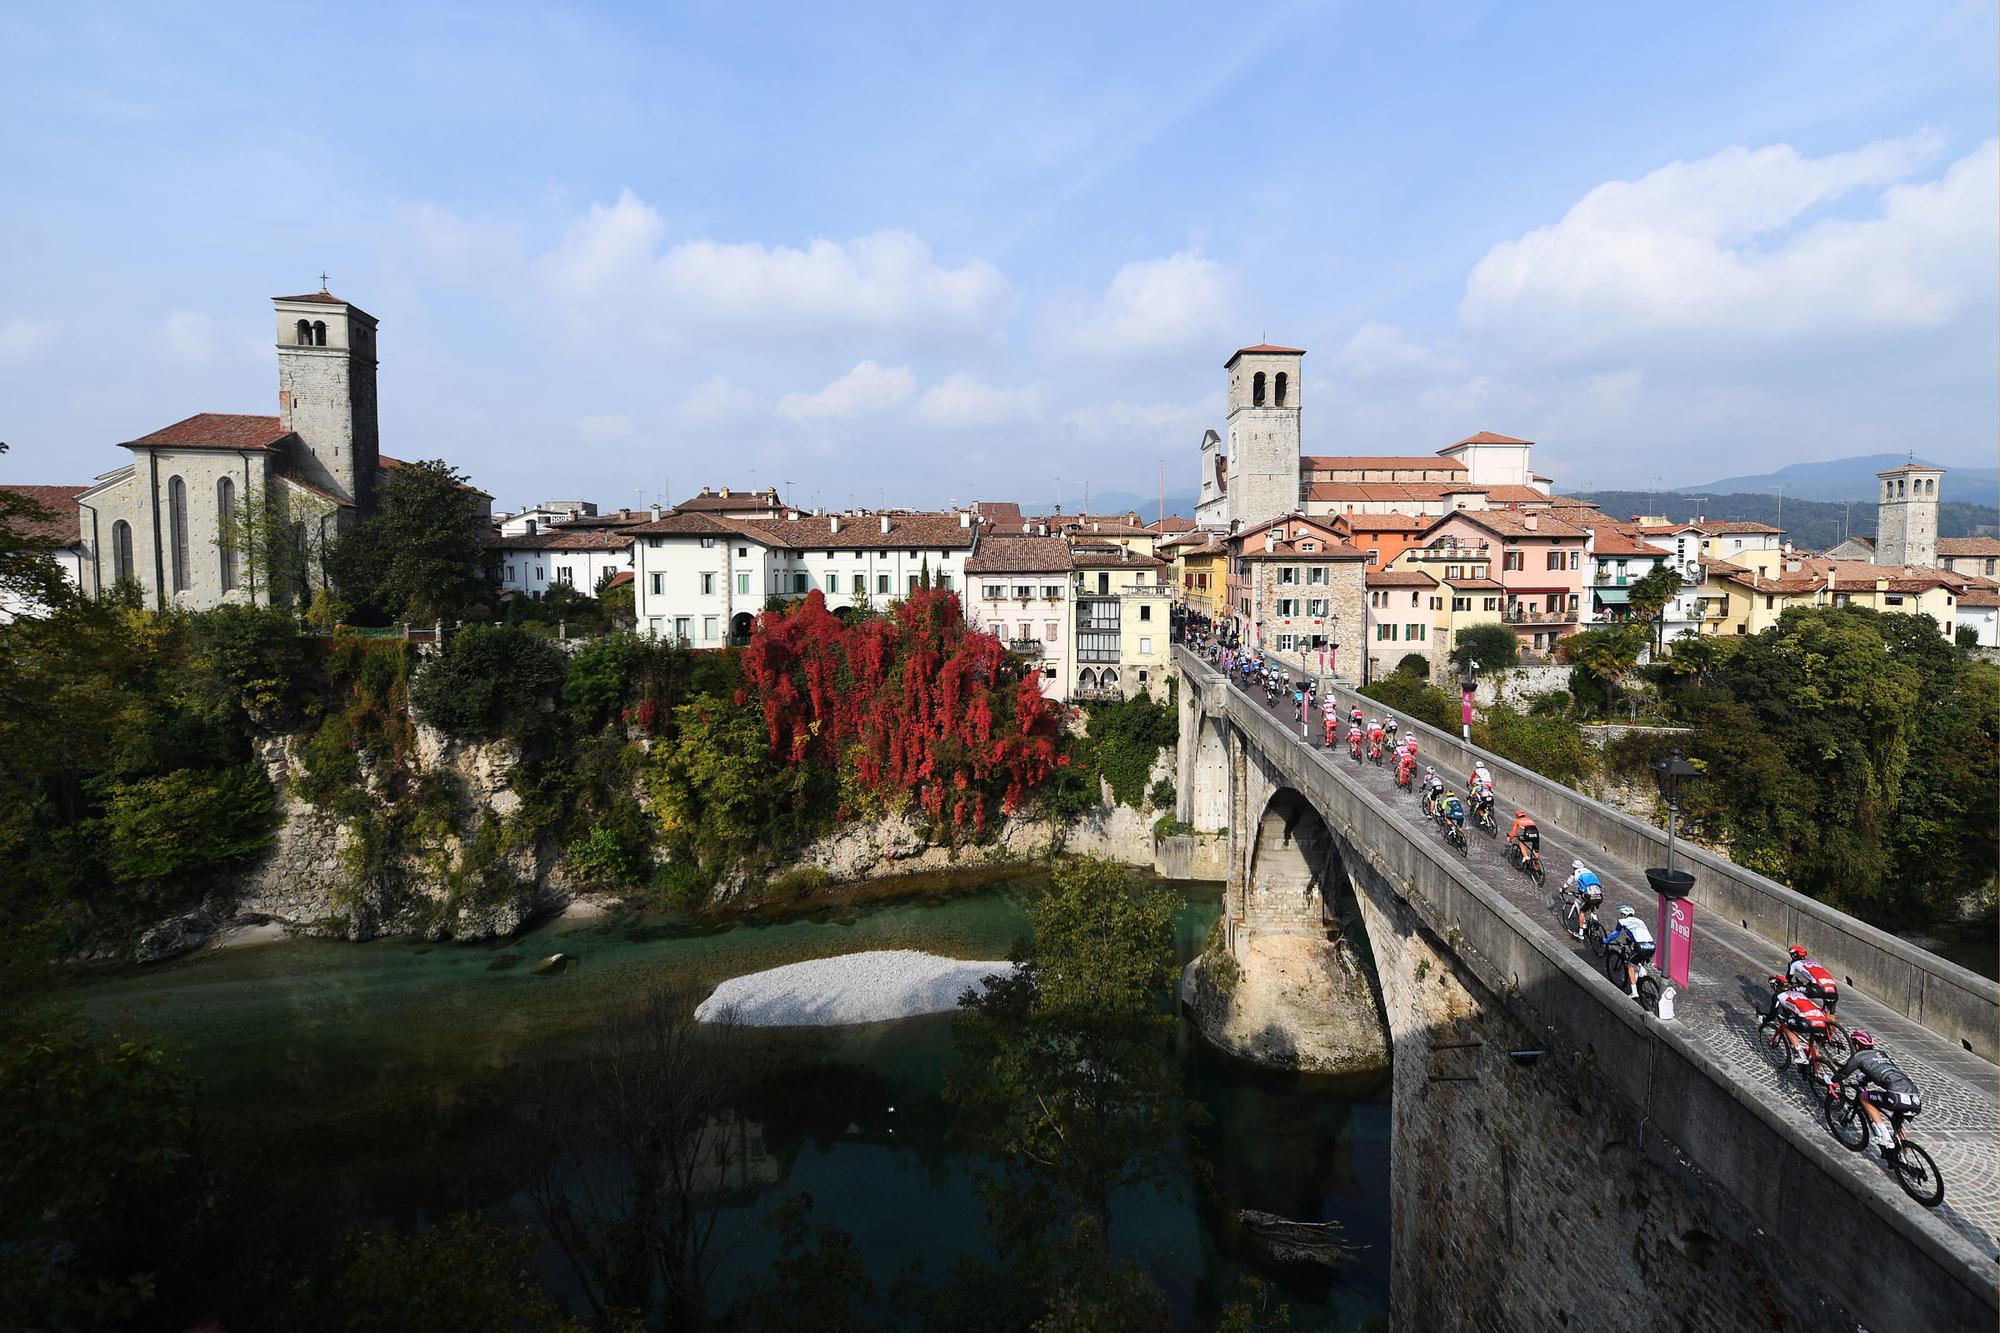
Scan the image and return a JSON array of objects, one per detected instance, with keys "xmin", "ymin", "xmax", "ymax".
[
  {"xmin": 1618, "ymin": 904, "xmax": 1636, "ymax": 918},
  {"xmin": 1572, "ymin": 859, "xmax": 1585, "ymax": 871}
]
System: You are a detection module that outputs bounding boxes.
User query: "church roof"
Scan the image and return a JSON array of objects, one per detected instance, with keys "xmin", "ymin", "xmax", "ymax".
[
  {"xmin": 1440, "ymin": 431, "xmax": 1533, "ymax": 451},
  {"xmin": 124, "ymin": 413, "xmax": 295, "ymax": 451},
  {"xmin": 275, "ymin": 292, "xmax": 352, "ymax": 305},
  {"xmin": 1938, "ymin": 537, "xmax": 2000, "ymax": 557},
  {"xmin": 0, "ymin": 485, "xmax": 86, "ymax": 546},
  {"xmin": 1225, "ymin": 344, "xmax": 1306, "ymax": 364}
]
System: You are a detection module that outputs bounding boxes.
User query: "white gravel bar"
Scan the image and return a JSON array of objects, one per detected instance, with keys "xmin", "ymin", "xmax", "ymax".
[{"xmin": 695, "ymin": 949, "xmax": 1016, "ymax": 1027}]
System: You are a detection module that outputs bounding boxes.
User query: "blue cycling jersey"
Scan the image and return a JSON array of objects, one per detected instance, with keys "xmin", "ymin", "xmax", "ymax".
[{"xmin": 1576, "ymin": 870, "xmax": 1601, "ymax": 891}]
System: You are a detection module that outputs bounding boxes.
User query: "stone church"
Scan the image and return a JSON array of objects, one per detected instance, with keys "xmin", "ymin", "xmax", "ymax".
[{"xmin": 74, "ymin": 290, "xmax": 482, "ymax": 610}]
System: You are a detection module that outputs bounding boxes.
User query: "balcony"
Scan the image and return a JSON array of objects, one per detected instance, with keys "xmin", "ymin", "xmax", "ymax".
[
  {"xmin": 1007, "ymin": 637, "xmax": 1045, "ymax": 655},
  {"xmin": 1502, "ymin": 607, "xmax": 1579, "ymax": 625},
  {"xmin": 1073, "ymin": 685, "xmax": 1125, "ymax": 703}
]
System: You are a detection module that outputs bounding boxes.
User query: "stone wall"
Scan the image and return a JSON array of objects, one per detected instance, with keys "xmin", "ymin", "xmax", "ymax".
[{"xmin": 1470, "ymin": 662, "xmax": 1570, "ymax": 707}]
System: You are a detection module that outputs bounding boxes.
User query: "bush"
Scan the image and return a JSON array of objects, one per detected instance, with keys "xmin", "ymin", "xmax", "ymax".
[
  {"xmin": 1394, "ymin": 653, "xmax": 1430, "ymax": 680},
  {"xmin": 410, "ymin": 624, "xmax": 567, "ymax": 742},
  {"xmin": 1449, "ymin": 623, "xmax": 1518, "ymax": 673},
  {"xmin": 1075, "ymin": 694, "xmax": 1177, "ymax": 809},
  {"xmin": 98, "ymin": 764, "xmax": 279, "ymax": 889},
  {"xmin": 1360, "ymin": 673, "xmax": 1457, "ymax": 732},
  {"xmin": 1147, "ymin": 775, "xmax": 1176, "ymax": 810},
  {"xmin": 1527, "ymin": 689, "xmax": 1572, "ymax": 718},
  {"xmin": 1473, "ymin": 706, "xmax": 1595, "ymax": 789},
  {"xmin": 1957, "ymin": 624, "xmax": 1980, "ymax": 650}
]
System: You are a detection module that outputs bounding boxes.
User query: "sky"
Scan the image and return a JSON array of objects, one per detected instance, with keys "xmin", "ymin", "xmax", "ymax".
[{"xmin": 1, "ymin": 1, "xmax": 1994, "ymax": 514}]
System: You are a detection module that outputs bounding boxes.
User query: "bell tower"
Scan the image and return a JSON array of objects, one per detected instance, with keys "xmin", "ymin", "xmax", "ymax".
[
  {"xmin": 1223, "ymin": 344, "xmax": 1304, "ymax": 529},
  {"xmin": 1874, "ymin": 461, "xmax": 1943, "ymax": 569},
  {"xmin": 274, "ymin": 289, "xmax": 380, "ymax": 509}
]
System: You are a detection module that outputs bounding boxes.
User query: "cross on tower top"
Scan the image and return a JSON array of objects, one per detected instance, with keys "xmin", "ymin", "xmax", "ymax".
[{"xmin": 318, "ymin": 271, "xmax": 330, "ymax": 293}]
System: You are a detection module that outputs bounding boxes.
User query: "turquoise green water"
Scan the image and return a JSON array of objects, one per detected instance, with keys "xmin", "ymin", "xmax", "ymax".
[{"xmin": 78, "ymin": 875, "xmax": 1392, "ymax": 1329}]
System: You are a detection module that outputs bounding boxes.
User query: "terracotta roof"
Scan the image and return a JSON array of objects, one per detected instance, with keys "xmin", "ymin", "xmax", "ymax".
[
  {"xmin": 1334, "ymin": 513, "xmax": 1430, "ymax": 532},
  {"xmin": 1066, "ymin": 518, "xmax": 1154, "ymax": 537},
  {"xmin": 1303, "ymin": 454, "xmax": 1467, "ymax": 472},
  {"xmin": 625, "ymin": 511, "xmax": 738, "ymax": 536},
  {"xmin": 966, "ymin": 536, "xmax": 1075, "ymax": 573},
  {"xmin": 1959, "ymin": 587, "xmax": 2000, "ymax": 608},
  {"xmin": 1149, "ymin": 515, "xmax": 1196, "ymax": 532},
  {"xmin": 1586, "ymin": 528, "xmax": 1665, "ymax": 558},
  {"xmin": 1306, "ymin": 481, "xmax": 1489, "ymax": 504},
  {"xmin": 1876, "ymin": 462, "xmax": 1944, "ymax": 475},
  {"xmin": 1070, "ymin": 545, "xmax": 1167, "ymax": 570},
  {"xmin": 1228, "ymin": 344, "xmax": 1306, "ymax": 359},
  {"xmin": 1443, "ymin": 431, "xmax": 1533, "ymax": 448},
  {"xmin": 1366, "ymin": 570, "xmax": 1436, "ymax": 588},
  {"xmin": 552, "ymin": 508, "xmax": 655, "ymax": 530},
  {"xmin": 276, "ymin": 474, "xmax": 353, "ymax": 507},
  {"xmin": 1939, "ymin": 538, "xmax": 2000, "ymax": 557},
  {"xmin": 631, "ymin": 510, "xmax": 978, "ymax": 551},
  {"xmin": 603, "ymin": 570, "xmax": 634, "ymax": 589},
  {"xmin": 486, "ymin": 529, "xmax": 636, "ymax": 551},
  {"xmin": 1713, "ymin": 558, "xmax": 1964, "ymax": 597},
  {"xmin": 1481, "ymin": 485, "xmax": 1556, "ymax": 503},
  {"xmin": 0, "ymin": 484, "xmax": 85, "ymax": 545},
  {"xmin": 125, "ymin": 412, "xmax": 294, "ymax": 451},
  {"xmin": 1697, "ymin": 520, "xmax": 1784, "ymax": 535},
  {"xmin": 673, "ymin": 487, "xmax": 785, "ymax": 513},
  {"xmin": 1447, "ymin": 577, "xmax": 1507, "ymax": 591},
  {"xmin": 274, "ymin": 292, "xmax": 353, "ymax": 305},
  {"xmin": 378, "ymin": 454, "xmax": 494, "ymax": 499},
  {"xmin": 1437, "ymin": 509, "xmax": 1588, "ymax": 540}
]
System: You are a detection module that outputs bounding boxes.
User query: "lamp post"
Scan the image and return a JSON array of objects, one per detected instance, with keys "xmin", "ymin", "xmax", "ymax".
[
  {"xmin": 1459, "ymin": 658, "xmax": 1479, "ymax": 743},
  {"xmin": 1647, "ymin": 750, "xmax": 1699, "ymax": 1012}
]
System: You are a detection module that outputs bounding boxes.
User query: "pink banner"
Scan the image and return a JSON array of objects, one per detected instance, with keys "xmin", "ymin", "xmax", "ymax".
[
  {"xmin": 1656, "ymin": 895, "xmax": 1694, "ymax": 989},
  {"xmin": 1460, "ymin": 688, "xmax": 1474, "ymax": 727}
]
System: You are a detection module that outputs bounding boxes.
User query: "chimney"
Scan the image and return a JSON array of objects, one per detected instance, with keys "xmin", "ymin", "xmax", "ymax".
[
  {"xmin": 700, "ymin": 486, "xmax": 713, "ymax": 497},
  {"xmin": 960, "ymin": 510, "xmax": 971, "ymax": 528},
  {"xmin": 880, "ymin": 514, "xmax": 891, "ymax": 535},
  {"xmin": 830, "ymin": 514, "xmax": 840, "ymax": 534},
  {"xmin": 719, "ymin": 487, "xmax": 731, "ymax": 498},
  {"xmin": 650, "ymin": 504, "xmax": 661, "ymax": 521},
  {"xmin": 1523, "ymin": 514, "xmax": 1538, "ymax": 531}
]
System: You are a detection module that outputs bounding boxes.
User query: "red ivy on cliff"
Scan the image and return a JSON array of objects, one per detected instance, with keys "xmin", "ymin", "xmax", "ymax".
[{"xmin": 738, "ymin": 589, "xmax": 1062, "ymax": 836}]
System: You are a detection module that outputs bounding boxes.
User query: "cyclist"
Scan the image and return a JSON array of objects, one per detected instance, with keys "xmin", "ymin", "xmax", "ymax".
[
  {"xmin": 1439, "ymin": 788, "xmax": 1466, "ymax": 838},
  {"xmin": 1366, "ymin": 717, "xmax": 1385, "ymax": 761},
  {"xmin": 1829, "ymin": 1032, "xmax": 1922, "ymax": 1152},
  {"xmin": 1347, "ymin": 722, "xmax": 1364, "ymax": 761},
  {"xmin": 1349, "ymin": 704, "xmax": 1364, "ymax": 730},
  {"xmin": 1320, "ymin": 696, "xmax": 1339, "ymax": 746},
  {"xmin": 1394, "ymin": 741, "xmax": 1417, "ymax": 787},
  {"xmin": 1600, "ymin": 905, "xmax": 1657, "ymax": 1000},
  {"xmin": 1421, "ymin": 766, "xmax": 1445, "ymax": 814},
  {"xmin": 1506, "ymin": 808, "xmax": 1540, "ymax": 873},
  {"xmin": 1468, "ymin": 773, "xmax": 1495, "ymax": 825},
  {"xmin": 1761, "ymin": 975, "xmax": 1832, "ymax": 1067},
  {"xmin": 1783, "ymin": 944, "xmax": 1840, "ymax": 1017},
  {"xmin": 1383, "ymin": 715, "xmax": 1399, "ymax": 744},
  {"xmin": 1467, "ymin": 760, "xmax": 1493, "ymax": 793},
  {"xmin": 1561, "ymin": 860, "xmax": 1604, "ymax": 940}
]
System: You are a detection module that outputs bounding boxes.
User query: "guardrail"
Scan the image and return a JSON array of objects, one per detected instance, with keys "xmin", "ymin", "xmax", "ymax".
[{"xmin": 1183, "ymin": 645, "xmax": 1999, "ymax": 1062}]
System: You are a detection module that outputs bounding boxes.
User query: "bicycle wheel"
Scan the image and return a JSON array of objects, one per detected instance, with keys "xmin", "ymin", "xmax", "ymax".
[
  {"xmin": 1637, "ymin": 976, "xmax": 1661, "ymax": 1015},
  {"xmin": 1891, "ymin": 1141, "xmax": 1944, "ymax": 1207},
  {"xmin": 1529, "ymin": 862, "xmax": 1546, "ymax": 888},
  {"xmin": 1763, "ymin": 1025, "xmax": 1795, "ymax": 1074},
  {"xmin": 1820, "ymin": 1024, "xmax": 1852, "ymax": 1064},
  {"xmin": 1823, "ymin": 1096, "xmax": 1868, "ymax": 1150}
]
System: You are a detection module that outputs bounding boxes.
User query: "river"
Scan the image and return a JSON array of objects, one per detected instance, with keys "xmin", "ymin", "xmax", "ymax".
[{"xmin": 80, "ymin": 871, "xmax": 1391, "ymax": 1330}]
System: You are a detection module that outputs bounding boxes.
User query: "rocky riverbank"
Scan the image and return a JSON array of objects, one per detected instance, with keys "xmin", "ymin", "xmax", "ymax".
[{"xmin": 1182, "ymin": 931, "xmax": 1391, "ymax": 1076}]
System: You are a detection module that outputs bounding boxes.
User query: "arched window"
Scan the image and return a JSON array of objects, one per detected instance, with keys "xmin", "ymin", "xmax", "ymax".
[
  {"xmin": 312, "ymin": 320, "xmax": 327, "ymax": 346},
  {"xmin": 1077, "ymin": 668, "xmax": 1097, "ymax": 692},
  {"xmin": 296, "ymin": 319, "xmax": 312, "ymax": 345},
  {"xmin": 1274, "ymin": 371, "xmax": 1288, "ymax": 407},
  {"xmin": 111, "ymin": 520, "xmax": 133, "ymax": 586},
  {"xmin": 1252, "ymin": 372, "xmax": 1266, "ymax": 407},
  {"xmin": 167, "ymin": 476, "xmax": 189, "ymax": 593},
  {"xmin": 216, "ymin": 477, "xmax": 237, "ymax": 591}
]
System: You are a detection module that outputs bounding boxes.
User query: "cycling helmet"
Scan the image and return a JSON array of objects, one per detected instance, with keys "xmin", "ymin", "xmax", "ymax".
[
  {"xmin": 1515, "ymin": 809, "xmax": 1527, "ymax": 819},
  {"xmin": 1572, "ymin": 859, "xmax": 1585, "ymax": 871},
  {"xmin": 1849, "ymin": 1030, "xmax": 1876, "ymax": 1050},
  {"xmin": 1617, "ymin": 904, "xmax": 1635, "ymax": 918},
  {"xmin": 1788, "ymin": 945, "xmax": 1809, "ymax": 960}
]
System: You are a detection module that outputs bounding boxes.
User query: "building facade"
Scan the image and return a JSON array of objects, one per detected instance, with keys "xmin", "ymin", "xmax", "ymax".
[
  {"xmin": 1874, "ymin": 463, "xmax": 1943, "ymax": 570},
  {"xmin": 1375, "ymin": 538, "xmax": 1507, "ymax": 679},
  {"xmin": 1417, "ymin": 509, "xmax": 1588, "ymax": 658},
  {"xmin": 1225, "ymin": 513, "xmax": 1368, "ymax": 675},
  {"xmin": 1069, "ymin": 546, "xmax": 1172, "ymax": 702},
  {"xmin": 965, "ymin": 536, "xmax": 1076, "ymax": 700},
  {"xmin": 491, "ymin": 525, "xmax": 636, "ymax": 599}
]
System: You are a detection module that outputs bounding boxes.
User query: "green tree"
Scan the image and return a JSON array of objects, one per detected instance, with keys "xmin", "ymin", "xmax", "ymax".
[
  {"xmin": 1558, "ymin": 624, "xmax": 1647, "ymax": 712},
  {"xmin": 409, "ymin": 623, "xmax": 567, "ymax": 742},
  {"xmin": 1956, "ymin": 623, "xmax": 1979, "ymax": 651},
  {"xmin": 1448, "ymin": 621, "xmax": 1517, "ymax": 674},
  {"xmin": 0, "ymin": 451, "xmax": 75, "ymax": 614},
  {"xmin": 329, "ymin": 460, "xmax": 495, "ymax": 622},
  {"xmin": 212, "ymin": 481, "xmax": 338, "ymax": 609},
  {"xmin": 97, "ymin": 764, "xmax": 279, "ymax": 892},
  {"xmin": 1625, "ymin": 562, "xmax": 1684, "ymax": 654},
  {"xmin": 946, "ymin": 856, "xmax": 1189, "ymax": 1315},
  {"xmin": 327, "ymin": 1214, "xmax": 582, "ymax": 1333}
]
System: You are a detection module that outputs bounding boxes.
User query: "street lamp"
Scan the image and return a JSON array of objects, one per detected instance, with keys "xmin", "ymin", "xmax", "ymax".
[
  {"xmin": 1647, "ymin": 749, "xmax": 1699, "ymax": 1014},
  {"xmin": 1459, "ymin": 659, "xmax": 1479, "ymax": 743}
]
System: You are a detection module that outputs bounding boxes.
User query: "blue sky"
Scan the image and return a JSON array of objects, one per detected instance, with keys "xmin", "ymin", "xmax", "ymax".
[{"xmin": 2, "ymin": 1, "xmax": 1994, "ymax": 513}]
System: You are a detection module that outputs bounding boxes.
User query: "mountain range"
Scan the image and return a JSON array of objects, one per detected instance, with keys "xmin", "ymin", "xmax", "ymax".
[{"xmin": 1676, "ymin": 454, "xmax": 2000, "ymax": 506}]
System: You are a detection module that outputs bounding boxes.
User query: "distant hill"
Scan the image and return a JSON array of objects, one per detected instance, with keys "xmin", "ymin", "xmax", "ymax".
[
  {"xmin": 1574, "ymin": 489, "xmax": 2000, "ymax": 553},
  {"xmin": 1677, "ymin": 454, "xmax": 2000, "ymax": 505},
  {"xmin": 1014, "ymin": 488, "xmax": 1201, "ymax": 522}
]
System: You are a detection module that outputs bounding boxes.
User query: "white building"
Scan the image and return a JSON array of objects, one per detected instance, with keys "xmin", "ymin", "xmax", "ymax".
[
  {"xmin": 0, "ymin": 485, "xmax": 87, "ymax": 620},
  {"xmin": 497, "ymin": 500, "xmax": 597, "ymax": 536},
  {"xmin": 965, "ymin": 536, "xmax": 1076, "ymax": 700},
  {"xmin": 627, "ymin": 509, "xmax": 981, "ymax": 646},
  {"xmin": 491, "ymin": 524, "xmax": 636, "ymax": 599},
  {"xmin": 1957, "ymin": 587, "xmax": 1999, "ymax": 647}
]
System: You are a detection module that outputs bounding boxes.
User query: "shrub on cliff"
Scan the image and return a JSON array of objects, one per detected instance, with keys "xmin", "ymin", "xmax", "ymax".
[
  {"xmin": 97, "ymin": 764, "xmax": 280, "ymax": 899},
  {"xmin": 411, "ymin": 624, "xmax": 567, "ymax": 742},
  {"xmin": 1070, "ymin": 694, "xmax": 1177, "ymax": 810},
  {"xmin": 1359, "ymin": 671, "xmax": 1456, "ymax": 732}
]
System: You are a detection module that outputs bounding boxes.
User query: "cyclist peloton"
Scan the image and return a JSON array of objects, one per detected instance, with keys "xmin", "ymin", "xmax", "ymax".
[{"xmin": 1829, "ymin": 1031, "xmax": 1922, "ymax": 1153}]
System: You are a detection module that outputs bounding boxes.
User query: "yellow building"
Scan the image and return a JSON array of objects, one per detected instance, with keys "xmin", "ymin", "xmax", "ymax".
[
  {"xmin": 1070, "ymin": 545, "xmax": 1173, "ymax": 702},
  {"xmin": 1159, "ymin": 529, "xmax": 1229, "ymax": 623},
  {"xmin": 1701, "ymin": 556, "xmax": 1965, "ymax": 636}
]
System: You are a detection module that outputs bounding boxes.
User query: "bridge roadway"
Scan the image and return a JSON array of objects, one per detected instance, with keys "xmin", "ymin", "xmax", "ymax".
[{"xmin": 1197, "ymin": 650, "xmax": 2000, "ymax": 1269}]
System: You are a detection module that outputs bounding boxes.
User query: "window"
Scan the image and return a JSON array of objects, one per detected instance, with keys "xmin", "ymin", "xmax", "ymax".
[
  {"xmin": 908, "ymin": 575, "xmax": 920, "ymax": 593},
  {"xmin": 1045, "ymin": 621, "xmax": 1058, "ymax": 640},
  {"xmin": 737, "ymin": 573, "xmax": 751, "ymax": 595},
  {"xmin": 986, "ymin": 584, "xmax": 1004, "ymax": 600},
  {"xmin": 852, "ymin": 573, "xmax": 866, "ymax": 594},
  {"xmin": 1446, "ymin": 565, "xmax": 1462, "ymax": 580},
  {"xmin": 1567, "ymin": 594, "xmax": 1579, "ymax": 611},
  {"xmin": 1883, "ymin": 594, "xmax": 1904, "ymax": 607},
  {"xmin": 215, "ymin": 477, "xmax": 237, "ymax": 591},
  {"xmin": 1308, "ymin": 598, "xmax": 1328, "ymax": 617},
  {"xmin": 295, "ymin": 318, "xmax": 312, "ymax": 345},
  {"xmin": 167, "ymin": 475, "xmax": 189, "ymax": 592},
  {"xmin": 1546, "ymin": 550, "xmax": 1563, "ymax": 571},
  {"xmin": 1275, "ymin": 633, "xmax": 1293, "ymax": 651},
  {"xmin": 1407, "ymin": 623, "xmax": 1426, "ymax": 641},
  {"xmin": 700, "ymin": 537, "xmax": 715, "ymax": 548},
  {"xmin": 1097, "ymin": 573, "xmax": 1110, "ymax": 594},
  {"xmin": 700, "ymin": 572, "xmax": 714, "ymax": 595},
  {"xmin": 1139, "ymin": 604, "xmax": 1151, "ymax": 621},
  {"xmin": 555, "ymin": 565, "xmax": 573, "ymax": 586},
  {"xmin": 1452, "ymin": 596, "xmax": 1470, "ymax": 611},
  {"xmin": 1375, "ymin": 623, "xmax": 1397, "ymax": 641},
  {"xmin": 1274, "ymin": 371, "xmax": 1288, "ymax": 407},
  {"xmin": 1484, "ymin": 597, "xmax": 1499, "ymax": 611},
  {"xmin": 1277, "ymin": 598, "xmax": 1299, "ymax": 617},
  {"xmin": 1569, "ymin": 549, "xmax": 1580, "ymax": 570},
  {"xmin": 1764, "ymin": 594, "xmax": 1775, "ymax": 610},
  {"xmin": 1279, "ymin": 566, "xmax": 1298, "ymax": 585},
  {"xmin": 1138, "ymin": 636, "xmax": 1153, "ymax": 654},
  {"xmin": 311, "ymin": 320, "xmax": 326, "ymax": 346},
  {"xmin": 1503, "ymin": 548, "xmax": 1522, "ymax": 572},
  {"xmin": 648, "ymin": 617, "xmax": 663, "ymax": 635},
  {"xmin": 792, "ymin": 572, "xmax": 807, "ymax": 593},
  {"xmin": 1545, "ymin": 595, "xmax": 1561, "ymax": 615},
  {"xmin": 737, "ymin": 547, "xmax": 748, "ymax": 557},
  {"xmin": 703, "ymin": 616, "xmax": 718, "ymax": 640},
  {"xmin": 650, "ymin": 572, "xmax": 664, "ymax": 595},
  {"xmin": 1043, "ymin": 584, "xmax": 1062, "ymax": 599},
  {"xmin": 877, "ymin": 574, "xmax": 890, "ymax": 594},
  {"xmin": 1429, "ymin": 596, "xmax": 1443, "ymax": 610},
  {"xmin": 1019, "ymin": 621, "xmax": 1033, "ymax": 639},
  {"xmin": 937, "ymin": 574, "xmax": 952, "ymax": 591},
  {"xmin": 1014, "ymin": 584, "xmax": 1032, "ymax": 599},
  {"xmin": 111, "ymin": 520, "xmax": 133, "ymax": 585},
  {"xmin": 1308, "ymin": 566, "xmax": 1327, "ymax": 585},
  {"xmin": 1252, "ymin": 371, "xmax": 1267, "ymax": 406},
  {"xmin": 674, "ymin": 616, "xmax": 692, "ymax": 643}
]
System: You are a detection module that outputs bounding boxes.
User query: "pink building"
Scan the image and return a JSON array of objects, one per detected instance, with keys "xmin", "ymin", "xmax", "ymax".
[{"xmin": 1417, "ymin": 509, "xmax": 1589, "ymax": 658}]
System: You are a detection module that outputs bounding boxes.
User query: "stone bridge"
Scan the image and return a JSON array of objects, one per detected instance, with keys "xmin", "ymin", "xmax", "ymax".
[{"xmin": 1173, "ymin": 645, "xmax": 1999, "ymax": 1332}]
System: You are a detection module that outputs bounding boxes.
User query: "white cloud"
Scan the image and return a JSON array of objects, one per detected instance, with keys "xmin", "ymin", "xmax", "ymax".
[
  {"xmin": 916, "ymin": 373, "xmax": 1040, "ymax": 427},
  {"xmin": 777, "ymin": 361, "xmax": 915, "ymax": 422},
  {"xmin": 576, "ymin": 413, "xmax": 634, "ymax": 441},
  {"xmin": 0, "ymin": 316, "xmax": 56, "ymax": 365},
  {"xmin": 1061, "ymin": 392, "xmax": 1220, "ymax": 444},
  {"xmin": 540, "ymin": 192, "xmax": 1013, "ymax": 340},
  {"xmin": 1334, "ymin": 322, "xmax": 1463, "ymax": 380},
  {"xmin": 1460, "ymin": 135, "xmax": 1994, "ymax": 351},
  {"xmin": 1056, "ymin": 251, "xmax": 1237, "ymax": 355},
  {"xmin": 675, "ymin": 375, "xmax": 760, "ymax": 425},
  {"xmin": 162, "ymin": 310, "xmax": 216, "ymax": 363}
]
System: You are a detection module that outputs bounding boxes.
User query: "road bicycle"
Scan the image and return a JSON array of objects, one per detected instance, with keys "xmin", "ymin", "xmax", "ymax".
[
  {"xmin": 1473, "ymin": 798, "xmax": 1498, "ymax": 839},
  {"xmin": 1606, "ymin": 939, "xmax": 1662, "ymax": 1015},
  {"xmin": 1511, "ymin": 841, "xmax": 1546, "ymax": 888},
  {"xmin": 1823, "ymin": 1081, "xmax": 1943, "ymax": 1208}
]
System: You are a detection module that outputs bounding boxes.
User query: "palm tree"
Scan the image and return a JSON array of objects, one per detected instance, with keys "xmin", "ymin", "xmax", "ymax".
[{"xmin": 1626, "ymin": 562, "xmax": 1684, "ymax": 657}]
